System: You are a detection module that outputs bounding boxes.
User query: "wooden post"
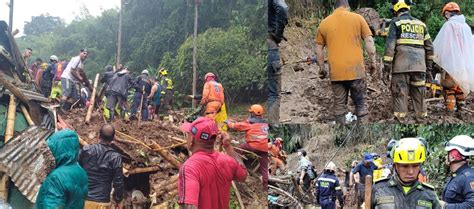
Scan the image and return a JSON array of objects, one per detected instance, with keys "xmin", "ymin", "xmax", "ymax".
[
  {"xmin": 116, "ymin": 0, "xmax": 123, "ymax": 67},
  {"xmin": 137, "ymin": 86, "xmax": 145, "ymax": 126},
  {"xmin": 365, "ymin": 175, "xmax": 373, "ymax": 209},
  {"xmin": 5, "ymin": 94, "xmax": 16, "ymax": 142},
  {"xmin": 8, "ymin": 0, "xmax": 13, "ymax": 33},
  {"xmin": 0, "ymin": 172, "xmax": 8, "ymax": 202},
  {"xmin": 20, "ymin": 104, "xmax": 34, "ymax": 126},
  {"xmin": 191, "ymin": 0, "xmax": 201, "ymax": 109},
  {"xmin": 85, "ymin": 73, "xmax": 100, "ymax": 123}
]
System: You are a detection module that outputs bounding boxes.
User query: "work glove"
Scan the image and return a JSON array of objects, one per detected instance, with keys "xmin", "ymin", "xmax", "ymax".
[
  {"xmin": 383, "ymin": 62, "xmax": 392, "ymax": 86},
  {"xmin": 318, "ymin": 65, "xmax": 328, "ymax": 79}
]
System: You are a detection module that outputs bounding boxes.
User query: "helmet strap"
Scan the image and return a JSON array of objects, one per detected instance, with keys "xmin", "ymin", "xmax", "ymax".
[{"xmin": 394, "ymin": 168, "xmax": 419, "ymax": 187}]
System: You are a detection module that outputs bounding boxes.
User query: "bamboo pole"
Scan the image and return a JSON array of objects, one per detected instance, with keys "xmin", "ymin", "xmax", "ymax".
[
  {"xmin": 365, "ymin": 175, "xmax": 373, "ymax": 209},
  {"xmin": 85, "ymin": 73, "xmax": 100, "ymax": 123},
  {"xmin": 232, "ymin": 181, "xmax": 245, "ymax": 209},
  {"xmin": 0, "ymin": 172, "xmax": 8, "ymax": 201},
  {"xmin": 5, "ymin": 94, "xmax": 16, "ymax": 142},
  {"xmin": 20, "ymin": 104, "xmax": 34, "ymax": 126},
  {"xmin": 124, "ymin": 166, "xmax": 161, "ymax": 177}
]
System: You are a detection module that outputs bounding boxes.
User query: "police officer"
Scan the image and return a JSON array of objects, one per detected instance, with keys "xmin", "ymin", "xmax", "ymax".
[
  {"xmin": 441, "ymin": 135, "xmax": 474, "ymax": 208},
  {"xmin": 383, "ymin": 0, "xmax": 434, "ymax": 122},
  {"xmin": 371, "ymin": 138, "xmax": 441, "ymax": 208},
  {"xmin": 159, "ymin": 68, "xmax": 174, "ymax": 121},
  {"xmin": 316, "ymin": 161, "xmax": 343, "ymax": 209}
]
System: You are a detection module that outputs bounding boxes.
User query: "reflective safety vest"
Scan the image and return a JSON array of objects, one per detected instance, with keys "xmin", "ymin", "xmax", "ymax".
[
  {"xmin": 228, "ymin": 120, "xmax": 269, "ymax": 152},
  {"xmin": 201, "ymin": 81, "xmax": 224, "ymax": 104},
  {"xmin": 160, "ymin": 77, "xmax": 173, "ymax": 94}
]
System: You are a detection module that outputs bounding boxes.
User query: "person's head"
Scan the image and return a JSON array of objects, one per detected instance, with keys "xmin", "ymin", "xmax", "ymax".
[
  {"xmin": 104, "ymin": 65, "xmax": 113, "ymax": 72},
  {"xmin": 442, "ymin": 2, "xmax": 461, "ymax": 20},
  {"xmin": 363, "ymin": 153, "xmax": 374, "ymax": 165},
  {"xmin": 79, "ymin": 48, "xmax": 89, "ymax": 61},
  {"xmin": 297, "ymin": 149, "xmax": 306, "ymax": 158},
  {"xmin": 99, "ymin": 124, "xmax": 115, "ymax": 143},
  {"xmin": 445, "ymin": 135, "xmax": 474, "ymax": 171},
  {"xmin": 49, "ymin": 55, "xmax": 59, "ymax": 63},
  {"xmin": 35, "ymin": 58, "xmax": 42, "ymax": 65},
  {"xmin": 141, "ymin": 69, "xmax": 149, "ymax": 76},
  {"xmin": 248, "ymin": 104, "xmax": 264, "ymax": 118},
  {"xmin": 204, "ymin": 72, "xmax": 216, "ymax": 82},
  {"xmin": 392, "ymin": 138, "xmax": 426, "ymax": 184},
  {"xmin": 392, "ymin": 0, "xmax": 410, "ymax": 16},
  {"xmin": 23, "ymin": 48, "xmax": 32, "ymax": 59},
  {"xmin": 180, "ymin": 117, "xmax": 218, "ymax": 153},
  {"xmin": 159, "ymin": 68, "xmax": 168, "ymax": 77},
  {"xmin": 325, "ymin": 161, "xmax": 337, "ymax": 174},
  {"xmin": 335, "ymin": 0, "xmax": 349, "ymax": 8}
]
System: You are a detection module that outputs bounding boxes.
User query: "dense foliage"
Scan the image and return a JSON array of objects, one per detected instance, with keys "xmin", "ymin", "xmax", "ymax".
[{"xmin": 16, "ymin": 0, "xmax": 266, "ymax": 104}]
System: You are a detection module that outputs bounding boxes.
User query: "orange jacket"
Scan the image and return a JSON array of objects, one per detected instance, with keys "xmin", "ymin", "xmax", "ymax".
[
  {"xmin": 228, "ymin": 120, "xmax": 269, "ymax": 152},
  {"xmin": 269, "ymin": 144, "xmax": 281, "ymax": 158},
  {"xmin": 201, "ymin": 81, "xmax": 224, "ymax": 105}
]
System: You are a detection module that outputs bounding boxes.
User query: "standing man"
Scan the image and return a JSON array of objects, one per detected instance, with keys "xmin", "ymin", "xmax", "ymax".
[
  {"xmin": 226, "ymin": 104, "xmax": 270, "ymax": 189},
  {"xmin": 371, "ymin": 138, "xmax": 441, "ymax": 208},
  {"xmin": 350, "ymin": 153, "xmax": 378, "ymax": 207},
  {"xmin": 79, "ymin": 124, "xmax": 124, "ymax": 208},
  {"xmin": 200, "ymin": 72, "xmax": 225, "ymax": 118},
  {"xmin": 433, "ymin": 2, "xmax": 474, "ymax": 113},
  {"xmin": 147, "ymin": 77, "xmax": 162, "ymax": 121},
  {"xmin": 22, "ymin": 48, "xmax": 32, "ymax": 65},
  {"xmin": 315, "ymin": 162, "xmax": 344, "ymax": 209},
  {"xmin": 60, "ymin": 49, "xmax": 90, "ymax": 112},
  {"xmin": 441, "ymin": 135, "xmax": 474, "ymax": 208},
  {"xmin": 159, "ymin": 68, "xmax": 174, "ymax": 121},
  {"xmin": 130, "ymin": 70, "xmax": 152, "ymax": 121},
  {"xmin": 41, "ymin": 55, "xmax": 59, "ymax": 97},
  {"xmin": 178, "ymin": 117, "xmax": 247, "ymax": 208},
  {"xmin": 267, "ymin": 0, "xmax": 288, "ymax": 126},
  {"xmin": 35, "ymin": 129, "xmax": 88, "ymax": 209},
  {"xmin": 106, "ymin": 67, "xmax": 133, "ymax": 121},
  {"xmin": 29, "ymin": 58, "xmax": 42, "ymax": 85},
  {"xmin": 383, "ymin": 0, "xmax": 434, "ymax": 122},
  {"xmin": 296, "ymin": 149, "xmax": 316, "ymax": 192},
  {"xmin": 315, "ymin": 0, "xmax": 377, "ymax": 124}
]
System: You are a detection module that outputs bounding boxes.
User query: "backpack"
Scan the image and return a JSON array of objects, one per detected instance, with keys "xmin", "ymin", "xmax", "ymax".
[{"xmin": 307, "ymin": 166, "xmax": 317, "ymax": 180}]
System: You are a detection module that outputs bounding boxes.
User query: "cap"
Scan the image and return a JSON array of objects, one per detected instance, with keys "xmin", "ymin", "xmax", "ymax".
[
  {"xmin": 49, "ymin": 55, "xmax": 58, "ymax": 62},
  {"xmin": 364, "ymin": 153, "xmax": 374, "ymax": 162},
  {"xmin": 180, "ymin": 117, "xmax": 218, "ymax": 143}
]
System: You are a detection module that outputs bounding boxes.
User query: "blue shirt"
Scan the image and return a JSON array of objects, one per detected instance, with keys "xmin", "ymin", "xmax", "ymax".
[
  {"xmin": 442, "ymin": 164, "xmax": 474, "ymax": 208},
  {"xmin": 352, "ymin": 161, "xmax": 377, "ymax": 184}
]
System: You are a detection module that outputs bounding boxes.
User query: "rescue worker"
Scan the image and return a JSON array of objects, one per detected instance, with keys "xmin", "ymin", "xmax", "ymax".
[
  {"xmin": 315, "ymin": 0, "xmax": 377, "ymax": 124},
  {"xmin": 441, "ymin": 135, "xmax": 474, "ymax": 208},
  {"xmin": 350, "ymin": 153, "xmax": 379, "ymax": 207},
  {"xmin": 371, "ymin": 138, "xmax": 441, "ymax": 208},
  {"xmin": 226, "ymin": 104, "xmax": 269, "ymax": 189},
  {"xmin": 315, "ymin": 162, "xmax": 344, "ymax": 209},
  {"xmin": 147, "ymin": 77, "xmax": 162, "ymax": 121},
  {"xmin": 267, "ymin": 0, "xmax": 288, "ymax": 126},
  {"xmin": 106, "ymin": 67, "xmax": 134, "ymax": 121},
  {"xmin": 383, "ymin": 0, "xmax": 434, "ymax": 122},
  {"xmin": 268, "ymin": 137, "xmax": 286, "ymax": 175},
  {"xmin": 296, "ymin": 149, "xmax": 316, "ymax": 192},
  {"xmin": 41, "ymin": 55, "xmax": 59, "ymax": 97},
  {"xmin": 159, "ymin": 68, "xmax": 174, "ymax": 121},
  {"xmin": 200, "ymin": 72, "xmax": 228, "ymax": 130},
  {"xmin": 433, "ymin": 2, "xmax": 474, "ymax": 113},
  {"xmin": 130, "ymin": 70, "xmax": 152, "ymax": 121}
]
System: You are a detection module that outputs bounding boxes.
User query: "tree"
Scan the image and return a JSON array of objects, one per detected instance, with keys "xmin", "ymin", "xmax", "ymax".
[{"xmin": 23, "ymin": 14, "xmax": 65, "ymax": 36}]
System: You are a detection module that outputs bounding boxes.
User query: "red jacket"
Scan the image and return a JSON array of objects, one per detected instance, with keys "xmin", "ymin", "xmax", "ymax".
[{"xmin": 228, "ymin": 119, "xmax": 269, "ymax": 152}]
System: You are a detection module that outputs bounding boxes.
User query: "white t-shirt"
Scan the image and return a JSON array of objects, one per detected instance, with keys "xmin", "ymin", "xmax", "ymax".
[{"xmin": 61, "ymin": 56, "xmax": 83, "ymax": 81}]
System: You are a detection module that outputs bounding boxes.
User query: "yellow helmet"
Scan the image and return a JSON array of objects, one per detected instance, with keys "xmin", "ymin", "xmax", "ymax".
[
  {"xmin": 392, "ymin": 138, "xmax": 426, "ymax": 164},
  {"xmin": 393, "ymin": 0, "xmax": 410, "ymax": 13},
  {"xmin": 159, "ymin": 68, "xmax": 168, "ymax": 76}
]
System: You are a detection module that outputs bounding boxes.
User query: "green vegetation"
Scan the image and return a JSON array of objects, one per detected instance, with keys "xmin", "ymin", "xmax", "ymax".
[{"xmin": 17, "ymin": 0, "xmax": 266, "ymax": 105}]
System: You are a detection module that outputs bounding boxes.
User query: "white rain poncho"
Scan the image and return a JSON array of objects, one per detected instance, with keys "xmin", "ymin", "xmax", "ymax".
[{"xmin": 433, "ymin": 14, "xmax": 474, "ymax": 95}]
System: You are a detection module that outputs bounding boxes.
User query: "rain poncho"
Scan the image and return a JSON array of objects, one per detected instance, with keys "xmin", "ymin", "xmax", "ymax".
[
  {"xmin": 433, "ymin": 15, "xmax": 474, "ymax": 94},
  {"xmin": 35, "ymin": 129, "xmax": 88, "ymax": 209}
]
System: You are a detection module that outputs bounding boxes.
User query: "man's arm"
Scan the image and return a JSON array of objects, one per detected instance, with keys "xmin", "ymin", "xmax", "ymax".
[
  {"xmin": 200, "ymin": 83, "xmax": 210, "ymax": 105},
  {"xmin": 148, "ymin": 85, "xmax": 157, "ymax": 99},
  {"xmin": 335, "ymin": 179, "xmax": 344, "ymax": 207},
  {"xmin": 178, "ymin": 165, "xmax": 200, "ymax": 207},
  {"xmin": 423, "ymin": 26, "xmax": 434, "ymax": 72},
  {"xmin": 316, "ymin": 44, "xmax": 325, "ymax": 72},
  {"xmin": 383, "ymin": 21, "xmax": 397, "ymax": 66},
  {"xmin": 227, "ymin": 121, "xmax": 251, "ymax": 132},
  {"xmin": 270, "ymin": 0, "xmax": 289, "ymax": 43},
  {"xmin": 364, "ymin": 36, "xmax": 377, "ymax": 73},
  {"xmin": 445, "ymin": 178, "xmax": 474, "ymax": 209},
  {"xmin": 112, "ymin": 155, "xmax": 124, "ymax": 203}
]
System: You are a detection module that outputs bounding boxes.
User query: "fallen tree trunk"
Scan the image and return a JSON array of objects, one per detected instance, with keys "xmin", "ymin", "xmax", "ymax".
[{"xmin": 124, "ymin": 166, "xmax": 162, "ymax": 177}]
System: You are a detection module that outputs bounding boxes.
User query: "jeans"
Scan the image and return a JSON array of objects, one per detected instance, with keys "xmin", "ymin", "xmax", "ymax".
[
  {"xmin": 131, "ymin": 92, "xmax": 148, "ymax": 121},
  {"xmin": 267, "ymin": 39, "xmax": 282, "ymax": 125}
]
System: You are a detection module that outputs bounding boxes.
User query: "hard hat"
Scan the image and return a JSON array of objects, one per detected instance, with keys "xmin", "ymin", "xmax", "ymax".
[
  {"xmin": 204, "ymin": 72, "xmax": 216, "ymax": 80},
  {"xmin": 442, "ymin": 2, "xmax": 461, "ymax": 16},
  {"xmin": 141, "ymin": 70, "xmax": 149, "ymax": 75},
  {"xmin": 393, "ymin": 138, "xmax": 426, "ymax": 164},
  {"xmin": 274, "ymin": 137, "xmax": 283, "ymax": 147},
  {"xmin": 49, "ymin": 55, "xmax": 58, "ymax": 62},
  {"xmin": 325, "ymin": 161, "xmax": 337, "ymax": 171},
  {"xmin": 364, "ymin": 153, "xmax": 374, "ymax": 162},
  {"xmin": 393, "ymin": 0, "xmax": 410, "ymax": 13},
  {"xmin": 40, "ymin": 63, "xmax": 48, "ymax": 69},
  {"xmin": 387, "ymin": 139, "xmax": 397, "ymax": 158},
  {"xmin": 104, "ymin": 65, "xmax": 113, "ymax": 72},
  {"xmin": 371, "ymin": 153, "xmax": 380, "ymax": 159},
  {"xmin": 445, "ymin": 135, "xmax": 474, "ymax": 156},
  {"xmin": 160, "ymin": 69, "xmax": 168, "ymax": 76},
  {"xmin": 248, "ymin": 104, "xmax": 264, "ymax": 116}
]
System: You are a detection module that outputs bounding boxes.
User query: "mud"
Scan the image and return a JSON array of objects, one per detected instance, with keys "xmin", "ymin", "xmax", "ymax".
[{"xmin": 280, "ymin": 26, "xmax": 474, "ymax": 124}]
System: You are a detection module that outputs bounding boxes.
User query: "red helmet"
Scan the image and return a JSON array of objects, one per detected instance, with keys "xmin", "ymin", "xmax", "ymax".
[
  {"xmin": 204, "ymin": 72, "xmax": 216, "ymax": 80},
  {"xmin": 442, "ymin": 2, "xmax": 461, "ymax": 16}
]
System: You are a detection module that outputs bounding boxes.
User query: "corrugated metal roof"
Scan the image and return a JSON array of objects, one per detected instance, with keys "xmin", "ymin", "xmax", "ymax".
[{"xmin": 0, "ymin": 126, "xmax": 53, "ymax": 203}]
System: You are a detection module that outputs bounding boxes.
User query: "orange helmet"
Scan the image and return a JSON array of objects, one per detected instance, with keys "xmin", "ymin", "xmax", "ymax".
[
  {"xmin": 204, "ymin": 72, "xmax": 216, "ymax": 80},
  {"xmin": 442, "ymin": 2, "xmax": 461, "ymax": 16},
  {"xmin": 249, "ymin": 104, "xmax": 264, "ymax": 116}
]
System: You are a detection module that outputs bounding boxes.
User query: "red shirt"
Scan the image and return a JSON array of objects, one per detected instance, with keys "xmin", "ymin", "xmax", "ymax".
[{"xmin": 178, "ymin": 151, "xmax": 247, "ymax": 208}]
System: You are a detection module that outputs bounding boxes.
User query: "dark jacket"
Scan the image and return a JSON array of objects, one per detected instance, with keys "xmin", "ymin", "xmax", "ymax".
[
  {"xmin": 383, "ymin": 13, "xmax": 434, "ymax": 73},
  {"xmin": 35, "ymin": 129, "xmax": 89, "ymax": 209},
  {"xmin": 79, "ymin": 143, "xmax": 124, "ymax": 203},
  {"xmin": 315, "ymin": 171, "xmax": 343, "ymax": 205},
  {"xmin": 135, "ymin": 74, "xmax": 152, "ymax": 94},
  {"xmin": 268, "ymin": 0, "xmax": 288, "ymax": 44},
  {"xmin": 371, "ymin": 175, "xmax": 441, "ymax": 209},
  {"xmin": 41, "ymin": 62, "xmax": 55, "ymax": 88},
  {"xmin": 442, "ymin": 164, "xmax": 474, "ymax": 209},
  {"xmin": 101, "ymin": 70, "xmax": 115, "ymax": 86},
  {"xmin": 106, "ymin": 70, "xmax": 134, "ymax": 98}
]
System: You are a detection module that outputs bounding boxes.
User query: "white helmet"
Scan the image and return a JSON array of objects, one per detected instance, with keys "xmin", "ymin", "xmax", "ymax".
[
  {"xmin": 141, "ymin": 69, "xmax": 149, "ymax": 75},
  {"xmin": 325, "ymin": 161, "xmax": 337, "ymax": 171},
  {"xmin": 445, "ymin": 135, "xmax": 474, "ymax": 156},
  {"xmin": 49, "ymin": 55, "xmax": 58, "ymax": 62}
]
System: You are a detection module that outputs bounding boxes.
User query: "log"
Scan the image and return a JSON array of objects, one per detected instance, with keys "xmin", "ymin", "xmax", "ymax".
[
  {"xmin": 0, "ymin": 172, "xmax": 8, "ymax": 201},
  {"xmin": 365, "ymin": 175, "xmax": 373, "ymax": 209},
  {"xmin": 425, "ymin": 97, "xmax": 444, "ymax": 103},
  {"xmin": 78, "ymin": 136, "xmax": 89, "ymax": 146},
  {"xmin": 269, "ymin": 176, "xmax": 291, "ymax": 185},
  {"xmin": 20, "ymin": 104, "xmax": 34, "ymax": 126},
  {"xmin": 85, "ymin": 74, "xmax": 100, "ymax": 123},
  {"xmin": 5, "ymin": 94, "xmax": 16, "ymax": 142},
  {"xmin": 232, "ymin": 181, "xmax": 245, "ymax": 209},
  {"xmin": 124, "ymin": 166, "xmax": 162, "ymax": 177},
  {"xmin": 153, "ymin": 175, "xmax": 178, "ymax": 197}
]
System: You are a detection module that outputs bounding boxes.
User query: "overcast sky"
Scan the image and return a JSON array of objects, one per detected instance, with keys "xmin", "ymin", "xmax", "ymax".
[{"xmin": 0, "ymin": 0, "xmax": 120, "ymax": 34}]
